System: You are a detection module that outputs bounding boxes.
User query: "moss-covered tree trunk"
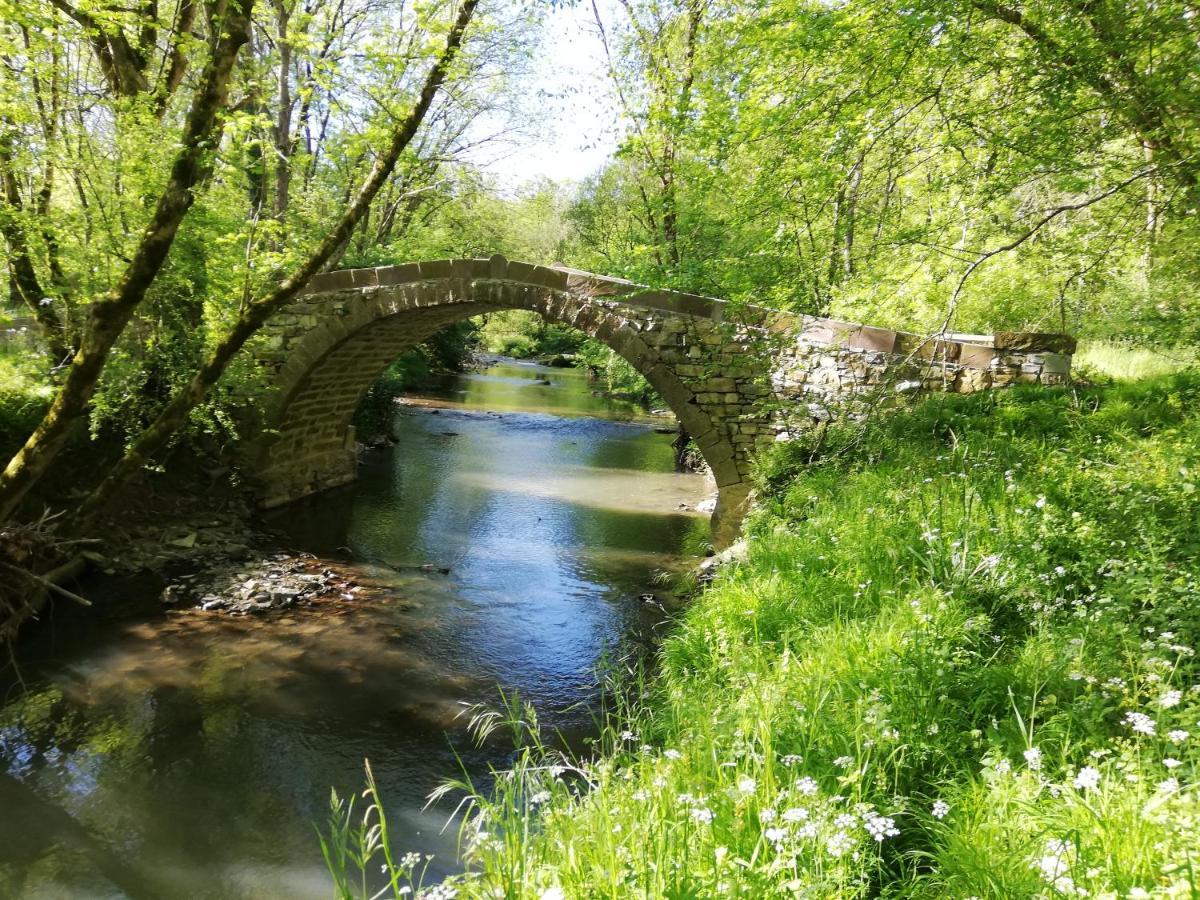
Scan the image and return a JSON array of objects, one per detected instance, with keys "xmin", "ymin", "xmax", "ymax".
[{"xmin": 0, "ymin": 0, "xmax": 254, "ymax": 522}]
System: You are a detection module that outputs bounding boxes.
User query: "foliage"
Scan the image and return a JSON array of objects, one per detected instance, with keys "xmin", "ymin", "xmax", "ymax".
[
  {"xmin": 0, "ymin": 351, "xmax": 52, "ymax": 459},
  {"xmin": 0, "ymin": 0, "xmax": 538, "ymax": 494},
  {"xmin": 575, "ymin": 338, "xmax": 661, "ymax": 407},
  {"xmin": 569, "ymin": 0, "xmax": 1200, "ymax": 340},
  {"xmin": 319, "ymin": 761, "xmax": 442, "ymax": 900},
  {"xmin": 324, "ymin": 373, "xmax": 1200, "ymax": 897},
  {"xmin": 354, "ymin": 320, "xmax": 481, "ymax": 436},
  {"xmin": 1073, "ymin": 341, "xmax": 1200, "ymax": 383},
  {"xmin": 474, "ymin": 311, "xmax": 660, "ymax": 405}
]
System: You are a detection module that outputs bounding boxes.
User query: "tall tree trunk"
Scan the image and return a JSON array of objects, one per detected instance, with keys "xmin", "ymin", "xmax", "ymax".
[
  {"xmin": 272, "ymin": 0, "xmax": 293, "ymax": 220},
  {"xmin": 79, "ymin": 0, "xmax": 481, "ymax": 520},
  {"xmin": 0, "ymin": 0, "xmax": 254, "ymax": 522},
  {"xmin": 0, "ymin": 130, "xmax": 70, "ymax": 362}
]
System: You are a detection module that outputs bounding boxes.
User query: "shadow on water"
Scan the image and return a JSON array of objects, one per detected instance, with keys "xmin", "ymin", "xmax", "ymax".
[{"xmin": 0, "ymin": 358, "xmax": 709, "ymax": 898}]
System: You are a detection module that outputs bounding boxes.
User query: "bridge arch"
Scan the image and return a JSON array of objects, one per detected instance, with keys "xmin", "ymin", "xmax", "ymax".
[{"xmin": 249, "ymin": 256, "xmax": 772, "ymax": 544}]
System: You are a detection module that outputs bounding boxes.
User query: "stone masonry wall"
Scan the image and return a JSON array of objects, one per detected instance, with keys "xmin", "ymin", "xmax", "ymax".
[{"xmin": 768, "ymin": 316, "xmax": 1076, "ymax": 435}]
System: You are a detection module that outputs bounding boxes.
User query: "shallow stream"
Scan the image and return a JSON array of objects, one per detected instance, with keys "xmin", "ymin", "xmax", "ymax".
[{"xmin": 0, "ymin": 358, "xmax": 708, "ymax": 898}]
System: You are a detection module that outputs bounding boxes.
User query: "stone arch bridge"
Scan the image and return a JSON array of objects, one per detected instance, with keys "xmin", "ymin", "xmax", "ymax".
[{"xmin": 249, "ymin": 256, "xmax": 1074, "ymax": 545}]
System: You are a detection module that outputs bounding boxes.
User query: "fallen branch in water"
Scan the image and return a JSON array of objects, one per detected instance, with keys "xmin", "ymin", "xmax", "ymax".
[
  {"xmin": 0, "ymin": 518, "xmax": 90, "ymax": 644},
  {"xmin": 0, "ymin": 558, "xmax": 90, "ymax": 606}
]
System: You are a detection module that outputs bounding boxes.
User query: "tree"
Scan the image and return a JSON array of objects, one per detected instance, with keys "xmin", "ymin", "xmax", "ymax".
[
  {"xmin": 0, "ymin": 0, "xmax": 254, "ymax": 520},
  {"xmin": 78, "ymin": 0, "xmax": 482, "ymax": 517}
]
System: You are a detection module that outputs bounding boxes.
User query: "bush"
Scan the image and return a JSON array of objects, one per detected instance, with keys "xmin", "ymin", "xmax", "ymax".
[
  {"xmin": 486, "ymin": 332, "xmax": 537, "ymax": 358},
  {"xmin": 576, "ymin": 339, "xmax": 660, "ymax": 407},
  {"xmin": 0, "ymin": 355, "xmax": 52, "ymax": 460}
]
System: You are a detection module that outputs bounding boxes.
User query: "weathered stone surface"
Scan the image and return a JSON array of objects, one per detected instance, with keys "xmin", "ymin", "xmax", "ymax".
[
  {"xmin": 958, "ymin": 343, "xmax": 995, "ymax": 369},
  {"xmin": 248, "ymin": 258, "xmax": 1075, "ymax": 546},
  {"xmin": 847, "ymin": 325, "xmax": 898, "ymax": 353},
  {"xmin": 994, "ymin": 331, "xmax": 1078, "ymax": 354}
]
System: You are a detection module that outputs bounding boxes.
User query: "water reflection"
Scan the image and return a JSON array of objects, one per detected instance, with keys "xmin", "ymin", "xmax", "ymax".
[{"xmin": 0, "ymin": 358, "xmax": 709, "ymax": 899}]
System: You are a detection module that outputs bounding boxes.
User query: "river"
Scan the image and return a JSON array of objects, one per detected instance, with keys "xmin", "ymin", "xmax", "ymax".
[{"xmin": 0, "ymin": 358, "xmax": 709, "ymax": 899}]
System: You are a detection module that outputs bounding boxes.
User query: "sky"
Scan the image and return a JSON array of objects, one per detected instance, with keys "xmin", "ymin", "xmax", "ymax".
[{"xmin": 464, "ymin": 0, "xmax": 624, "ymax": 189}]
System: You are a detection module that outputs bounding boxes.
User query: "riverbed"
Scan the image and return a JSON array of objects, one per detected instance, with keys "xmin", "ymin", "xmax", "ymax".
[{"xmin": 0, "ymin": 358, "xmax": 709, "ymax": 899}]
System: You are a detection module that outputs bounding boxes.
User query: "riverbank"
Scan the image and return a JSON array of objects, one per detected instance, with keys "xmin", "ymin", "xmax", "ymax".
[
  {"xmin": 366, "ymin": 371, "xmax": 1200, "ymax": 898},
  {"xmin": 0, "ymin": 356, "xmax": 708, "ymax": 899}
]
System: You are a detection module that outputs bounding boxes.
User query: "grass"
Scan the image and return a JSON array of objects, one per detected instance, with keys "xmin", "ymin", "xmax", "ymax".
[
  {"xmin": 324, "ymin": 370, "xmax": 1200, "ymax": 898},
  {"xmin": 1073, "ymin": 340, "xmax": 1197, "ymax": 382}
]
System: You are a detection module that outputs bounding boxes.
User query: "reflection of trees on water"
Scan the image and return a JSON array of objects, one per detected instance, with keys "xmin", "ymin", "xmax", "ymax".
[{"xmin": 0, "ymin": 358, "xmax": 706, "ymax": 898}]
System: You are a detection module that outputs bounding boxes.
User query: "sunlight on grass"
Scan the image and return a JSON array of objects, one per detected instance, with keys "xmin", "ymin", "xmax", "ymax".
[
  {"xmin": 325, "ymin": 374, "xmax": 1200, "ymax": 898},
  {"xmin": 0, "ymin": 350, "xmax": 53, "ymax": 398},
  {"xmin": 1074, "ymin": 340, "xmax": 1197, "ymax": 381}
]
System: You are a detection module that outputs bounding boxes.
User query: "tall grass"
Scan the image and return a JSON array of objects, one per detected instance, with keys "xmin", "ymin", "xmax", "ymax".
[
  {"xmin": 324, "ymin": 373, "xmax": 1200, "ymax": 898},
  {"xmin": 1074, "ymin": 340, "xmax": 1197, "ymax": 381}
]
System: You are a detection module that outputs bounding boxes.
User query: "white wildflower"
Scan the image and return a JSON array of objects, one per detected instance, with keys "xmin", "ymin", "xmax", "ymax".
[
  {"xmin": 1124, "ymin": 711, "xmax": 1157, "ymax": 736},
  {"xmin": 737, "ymin": 776, "xmax": 757, "ymax": 795},
  {"xmin": 1073, "ymin": 767, "xmax": 1100, "ymax": 792},
  {"xmin": 1023, "ymin": 747, "xmax": 1043, "ymax": 770},
  {"xmin": 1159, "ymin": 690, "xmax": 1183, "ymax": 709},
  {"xmin": 864, "ymin": 814, "xmax": 900, "ymax": 842},
  {"xmin": 826, "ymin": 830, "xmax": 854, "ymax": 857},
  {"xmin": 1031, "ymin": 839, "xmax": 1073, "ymax": 891},
  {"xmin": 932, "ymin": 799, "xmax": 950, "ymax": 819}
]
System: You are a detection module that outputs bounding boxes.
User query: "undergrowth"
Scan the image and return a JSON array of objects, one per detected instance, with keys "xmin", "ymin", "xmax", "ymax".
[{"xmin": 327, "ymin": 372, "xmax": 1200, "ymax": 898}]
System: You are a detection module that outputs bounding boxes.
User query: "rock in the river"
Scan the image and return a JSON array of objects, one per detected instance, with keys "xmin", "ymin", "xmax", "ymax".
[{"xmin": 163, "ymin": 551, "xmax": 368, "ymax": 616}]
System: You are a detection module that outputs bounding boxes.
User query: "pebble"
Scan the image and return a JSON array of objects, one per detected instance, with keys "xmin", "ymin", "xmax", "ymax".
[{"xmin": 161, "ymin": 552, "xmax": 361, "ymax": 616}]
